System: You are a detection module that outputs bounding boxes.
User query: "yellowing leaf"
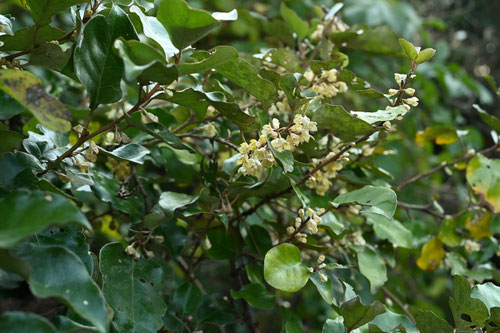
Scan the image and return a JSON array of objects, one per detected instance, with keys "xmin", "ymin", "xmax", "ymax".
[
  {"xmin": 466, "ymin": 212, "xmax": 493, "ymax": 240},
  {"xmin": 417, "ymin": 238, "xmax": 445, "ymax": 271},
  {"xmin": 466, "ymin": 155, "xmax": 500, "ymax": 213},
  {"xmin": 99, "ymin": 214, "xmax": 122, "ymax": 239},
  {"xmin": 455, "ymin": 162, "xmax": 467, "ymax": 171},
  {"xmin": 0, "ymin": 69, "xmax": 72, "ymax": 132},
  {"xmin": 415, "ymin": 126, "xmax": 459, "ymax": 147}
]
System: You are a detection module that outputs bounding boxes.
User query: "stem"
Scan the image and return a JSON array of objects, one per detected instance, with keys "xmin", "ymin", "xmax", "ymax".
[{"xmin": 381, "ymin": 286, "xmax": 416, "ymax": 326}]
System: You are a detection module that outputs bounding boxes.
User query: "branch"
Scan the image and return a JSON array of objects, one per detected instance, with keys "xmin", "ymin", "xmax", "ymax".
[
  {"xmin": 396, "ymin": 142, "xmax": 500, "ymax": 191},
  {"xmin": 381, "ymin": 286, "xmax": 416, "ymax": 326}
]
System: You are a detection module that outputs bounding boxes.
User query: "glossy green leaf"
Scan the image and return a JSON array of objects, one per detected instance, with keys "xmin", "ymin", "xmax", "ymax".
[
  {"xmin": 322, "ymin": 318, "xmax": 345, "ymax": 333},
  {"xmin": 0, "ymin": 129, "xmax": 23, "ymax": 154},
  {"xmin": 52, "ymin": 316, "xmax": 100, "ymax": 333},
  {"xmin": 356, "ymin": 247, "xmax": 387, "ymax": 292},
  {"xmin": 177, "ymin": 46, "xmax": 239, "ymax": 75},
  {"xmin": 0, "ymin": 151, "xmax": 44, "ymax": 186},
  {"xmin": 29, "ymin": 42, "xmax": 71, "ymax": 71},
  {"xmin": 399, "ymin": 38, "xmax": 418, "ymax": 60},
  {"xmin": 280, "ymin": 3, "xmax": 310, "ymax": 40},
  {"xmin": 157, "ymin": 0, "xmax": 219, "ymax": 50},
  {"xmin": 370, "ymin": 310, "xmax": 416, "ymax": 333},
  {"xmin": 0, "ymin": 69, "xmax": 72, "ymax": 132},
  {"xmin": 75, "ymin": 6, "xmax": 137, "ymax": 108},
  {"xmin": 0, "ymin": 312, "xmax": 58, "ymax": 333},
  {"xmin": 310, "ymin": 273, "xmax": 334, "ymax": 305},
  {"xmin": 21, "ymin": 0, "xmax": 87, "ymax": 27},
  {"xmin": 471, "ymin": 282, "xmax": 500, "ymax": 312},
  {"xmin": 331, "ymin": 185, "xmax": 397, "ymax": 219},
  {"xmin": 0, "ymin": 190, "xmax": 90, "ymax": 248},
  {"xmin": 0, "ymin": 25, "xmax": 65, "ymax": 51},
  {"xmin": 0, "ymin": 90, "xmax": 24, "ymax": 120},
  {"xmin": 473, "ymin": 104, "xmax": 500, "ymax": 132},
  {"xmin": 231, "ymin": 283, "xmax": 276, "ymax": 309},
  {"xmin": 100, "ymin": 243, "xmax": 167, "ymax": 333},
  {"xmin": 173, "ymin": 282, "xmax": 203, "ymax": 315},
  {"xmin": 215, "ymin": 58, "xmax": 277, "ymax": 107},
  {"xmin": 339, "ymin": 296, "xmax": 385, "ymax": 331},
  {"xmin": 312, "ymin": 104, "xmax": 373, "ymax": 135},
  {"xmin": 414, "ymin": 309, "xmax": 453, "ymax": 333},
  {"xmin": 13, "ymin": 244, "xmax": 108, "ymax": 333},
  {"xmin": 351, "ymin": 106, "xmax": 407, "ymax": 124},
  {"xmin": 264, "ymin": 243, "xmax": 311, "ymax": 292},
  {"xmin": 129, "ymin": 5, "xmax": 178, "ymax": 57},
  {"xmin": 100, "ymin": 143, "xmax": 150, "ymax": 164},
  {"xmin": 114, "ymin": 39, "xmax": 177, "ymax": 85},
  {"xmin": 415, "ymin": 48, "xmax": 436, "ymax": 64},
  {"xmin": 365, "ymin": 212, "xmax": 412, "ymax": 248},
  {"xmin": 451, "ymin": 275, "xmax": 489, "ymax": 329},
  {"xmin": 466, "ymin": 154, "xmax": 500, "ymax": 213},
  {"xmin": 158, "ymin": 190, "xmax": 199, "ymax": 215}
]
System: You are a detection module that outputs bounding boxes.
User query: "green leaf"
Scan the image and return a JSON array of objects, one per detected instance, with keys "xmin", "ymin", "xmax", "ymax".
[
  {"xmin": 163, "ymin": 88, "xmax": 260, "ymax": 132},
  {"xmin": 158, "ymin": 191, "xmax": 200, "ymax": 216},
  {"xmin": 0, "ymin": 90, "xmax": 24, "ymax": 120},
  {"xmin": 370, "ymin": 310, "xmax": 416, "ymax": 333},
  {"xmin": 0, "ymin": 25, "xmax": 65, "ymax": 51},
  {"xmin": 177, "ymin": 46, "xmax": 239, "ymax": 75},
  {"xmin": 339, "ymin": 296, "xmax": 385, "ymax": 331},
  {"xmin": 331, "ymin": 185, "xmax": 397, "ymax": 219},
  {"xmin": 0, "ymin": 69, "xmax": 72, "ymax": 132},
  {"xmin": 280, "ymin": 3, "xmax": 310, "ymax": 40},
  {"xmin": 466, "ymin": 154, "xmax": 500, "ymax": 213},
  {"xmin": 0, "ymin": 190, "xmax": 90, "ymax": 248},
  {"xmin": 310, "ymin": 272, "xmax": 334, "ymax": 305},
  {"xmin": 356, "ymin": 247, "xmax": 387, "ymax": 292},
  {"xmin": 473, "ymin": 104, "xmax": 500, "ymax": 132},
  {"xmin": 21, "ymin": 0, "xmax": 87, "ymax": 27},
  {"xmin": 322, "ymin": 318, "xmax": 345, "ymax": 333},
  {"xmin": 75, "ymin": 5, "xmax": 138, "ymax": 108},
  {"xmin": 100, "ymin": 243, "xmax": 166, "ymax": 333},
  {"xmin": 231, "ymin": 283, "xmax": 276, "ymax": 309},
  {"xmin": 471, "ymin": 282, "xmax": 500, "ymax": 312},
  {"xmin": 312, "ymin": 104, "xmax": 373, "ymax": 136},
  {"xmin": 351, "ymin": 106, "xmax": 407, "ymax": 124},
  {"xmin": 0, "ymin": 312, "xmax": 58, "ymax": 333},
  {"xmin": 53, "ymin": 316, "xmax": 100, "ymax": 333},
  {"xmin": 13, "ymin": 244, "xmax": 108, "ymax": 333},
  {"xmin": 415, "ymin": 48, "xmax": 436, "ymax": 64},
  {"xmin": 263, "ymin": 243, "xmax": 311, "ymax": 292},
  {"xmin": 29, "ymin": 42, "xmax": 71, "ymax": 71},
  {"xmin": 414, "ymin": 309, "xmax": 453, "ymax": 333},
  {"xmin": 0, "ymin": 151, "xmax": 44, "ymax": 187},
  {"xmin": 114, "ymin": 39, "xmax": 177, "ymax": 85},
  {"xmin": 399, "ymin": 38, "xmax": 418, "ymax": 60},
  {"xmin": 451, "ymin": 275, "xmax": 489, "ymax": 329},
  {"xmin": 365, "ymin": 212, "xmax": 412, "ymax": 248},
  {"xmin": 0, "ymin": 129, "xmax": 23, "ymax": 154},
  {"xmin": 215, "ymin": 58, "xmax": 278, "ymax": 108},
  {"xmin": 157, "ymin": 0, "xmax": 219, "ymax": 50},
  {"xmin": 100, "ymin": 143, "xmax": 150, "ymax": 164},
  {"xmin": 438, "ymin": 216, "xmax": 462, "ymax": 247},
  {"xmin": 448, "ymin": 252, "xmax": 492, "ymax": 282},
  {"xmin": 129, "ymin": 5, "xmax": 178, "ymax": 57},
  {"xmin": 173, "ymin": 282, "xmax": 203, "ymax": 315}
]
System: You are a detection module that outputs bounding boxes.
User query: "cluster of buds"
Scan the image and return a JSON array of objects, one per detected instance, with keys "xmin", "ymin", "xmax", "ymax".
[
  {"xmin": 388, "ymin": 73, "xmax": 419, "ymax": 111},
  {"xmin": 237, "ymin": 114, "xmax": 317, "ymax": 176},
  {"xmin": 200, "ymin": 122, "xmax": 217, "ymax": 137},
  {"xmin": 349, "ymin": 230, "xmax": 366, "ymax": 246},
  {"xmin": 268, "ymin": 99, "xmax": 291, "ymax": 118},
  {"xmin": 306, "ymin": 150, "xmax": 349, "ymax": 195},
  {"xmin": 311, "ymin": 16, "xmax": 349, "ymax": 40},
  {"xmin": 464, "ymin": 239, "xmax": 480, "ymax": 254},
  {"xmin": 306, "ymin": 68, "xmax": 348, "ymax": 98},
  {"xmin": 307, "ymin": 255, "xmax": 328, "ymax": 282},
  {"xmin": 124, "ymin": 235, "xmax": 163, "ymax": 260},
  {"xmin": 107, "ymin": 158, "xmax": 131, "ymax": 181},
  {"xmin": 288, "ymin": 207, "xmax": 326, "ymax": 240}
]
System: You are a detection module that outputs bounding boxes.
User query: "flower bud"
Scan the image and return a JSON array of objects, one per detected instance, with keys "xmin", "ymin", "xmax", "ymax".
[
  {"xmin": 318, "ymin": 272, "xmax": 328, "ymax": 282},
  {"xmin": 317, "ymin": 255, "xmax": 325, "ymax": 264}
]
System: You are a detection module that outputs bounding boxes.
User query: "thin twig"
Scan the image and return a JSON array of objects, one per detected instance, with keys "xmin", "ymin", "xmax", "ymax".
[{"xmin": 381, "ymin": 286, "xmax": 416, "ymax": 326}]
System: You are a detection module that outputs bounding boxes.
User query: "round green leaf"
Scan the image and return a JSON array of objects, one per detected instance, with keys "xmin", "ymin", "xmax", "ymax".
[{"xmin": 264, "ymin": 243, "xmax": 311, "ymax": 292}]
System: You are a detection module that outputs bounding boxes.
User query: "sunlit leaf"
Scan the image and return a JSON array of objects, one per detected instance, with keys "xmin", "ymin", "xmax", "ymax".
[
  {"xmin": 416, "ymin": 238, "xmax": 445, "ymax": 271},
  {"xmin": 466, "ymin": 154, "xmax": 500, "ymax": 213},
  {"xmin": 264, "ymin": 244, "xmax": 311, "ymax": 292}
]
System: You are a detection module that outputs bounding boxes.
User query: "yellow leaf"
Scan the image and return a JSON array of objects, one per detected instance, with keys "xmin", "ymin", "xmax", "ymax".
[
  {"xmin": 435, "ymin": 131, "xmax": 459, "ymax": 145},
  {"xmin": 466, "ymin": 212, "xmax": 493, "ymax": 240},
  {"xmin": 99, "ymin": 214, "xmax": 121, "ymax": 240},
  {"xmin": 415, "ymin": 126, "xmax": 459, "ymax": 147},
  {"xmin": 466, "ymin": 155, "xmax": 500, "ymax": 213},
  {"xmin": 417, "ymin": 238, "xmax": 445, "ymax": 271}
]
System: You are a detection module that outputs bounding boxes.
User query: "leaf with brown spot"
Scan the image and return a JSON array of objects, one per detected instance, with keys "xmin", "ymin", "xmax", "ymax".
[
  {"xmin": 466, "ymin": 154, "xmax": 500, "ymax": 213},
  {"xmin": 0, "ymin": 69, "xmax": 71, "ymax": 132}
]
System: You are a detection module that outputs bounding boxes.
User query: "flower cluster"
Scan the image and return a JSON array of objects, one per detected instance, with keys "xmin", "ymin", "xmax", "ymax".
[
  {"xmin": 307, "ymin": 255, "xmax": 328, "ymax": 282},
  {"xmin": 237, "ymin": 114, "xmax": 317, "ymax": 176},
  {"xmin": 287, "ymin": 207, "xmax": 326, "ymax": 243},
  {"xmin": 306, "ymin": 149, "xmax": 349, "ymax": 195},
  {"xmin": 311, "ymin": 16, "xmax": 349, "ymax": 40},
  {"xmin": 305, "ymin": 68, "xmax": 348, "ymax": 98},
  {"xmin": 388, "ymin": 73, "xmax": 419, "ymax": 111}
]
